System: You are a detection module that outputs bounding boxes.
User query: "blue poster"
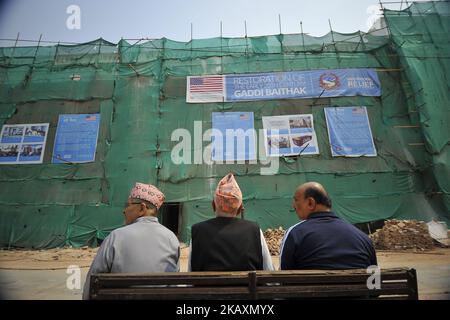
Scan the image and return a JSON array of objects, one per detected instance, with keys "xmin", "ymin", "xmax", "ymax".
[
  {"xmin": 225, "ymin": 69, "xmax": 381, "ymax": 102},
  {"xmin": 212, "ymin": 112, "xmax": 256, "ymax": 161},
  {"xmin": 52, "ymin": 114, "xmax": 101, "ymax": 164},
  {"xmin": 324, "ymin": 107, "xmax": 377, "ymax": 157}
]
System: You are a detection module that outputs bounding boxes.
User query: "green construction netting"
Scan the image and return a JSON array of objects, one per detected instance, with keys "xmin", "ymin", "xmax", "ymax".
[
  {"xmin": 384, "ymin": 0, "xmax": 450, "ymax": 214},
  {"xmin": 0, "ymin": 1, "xmax": 448, "ymax": 248}
]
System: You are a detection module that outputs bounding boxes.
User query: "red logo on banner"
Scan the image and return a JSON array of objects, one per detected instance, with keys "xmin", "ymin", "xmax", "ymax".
[{"xmin": 319, "ymin": 73, "xmax": 340, "ymax": 90}]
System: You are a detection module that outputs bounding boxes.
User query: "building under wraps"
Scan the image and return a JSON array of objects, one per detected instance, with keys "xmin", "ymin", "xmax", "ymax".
[{"xmin": 0, "ymin": 2, "xmax": 448, "ymax": 248}]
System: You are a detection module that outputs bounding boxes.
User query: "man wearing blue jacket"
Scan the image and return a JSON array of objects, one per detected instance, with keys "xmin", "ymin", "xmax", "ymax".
[{"xmin": 280, "ymin": 182, "xmax": 377, "ymax": 270}]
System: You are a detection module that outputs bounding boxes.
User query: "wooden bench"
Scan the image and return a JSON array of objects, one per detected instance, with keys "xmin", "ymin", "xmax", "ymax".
[{"xmin": 89, "ymin": 268, "xmax": 418, "ymax": 300}]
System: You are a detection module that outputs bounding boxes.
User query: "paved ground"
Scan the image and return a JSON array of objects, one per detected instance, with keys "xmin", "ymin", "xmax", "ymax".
[{"xmin": 0, "ymin": 247, "xmax": 449, "ymax": 300}]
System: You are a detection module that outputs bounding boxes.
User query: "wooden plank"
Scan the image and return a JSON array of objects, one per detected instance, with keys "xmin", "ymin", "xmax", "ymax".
[
  {"xmin": 93, "ymin": 286, "xmax": 251, "ymax": 300},
  {"xmin": 256, "ymin": 281, "xmax": 410, "ymax": 293},
  {"xmin": 256, "ymin": 283, "xmax": 412, "ymax": 299},
  {"xmin": 254, "ymin": 268, "xmax": 409, "ymax": 276},
  {"xmin": 93, "ymin": 283, "xmax": 412, "ymax": 300},
  {"xmin": 93, "ymin": 271, "xmax": 249, "ymax": 288},
  {"xmin": 262, "ymin": 269, "xmax": 409, "ymax": 278},
  {"xmin": 95, "ymin": 271, "xmax": 249, "ymax": 278},
  {"xmin": 96, "ymin": 276, "xmax": 249, "ymax": 288},
  {"xmin": 255, "ymin": 269, "xmax": 410, "ymax": 286},
  {"xmin": 97, "ymin": 286, "xmax": 250, "ymax": 295},
  {"xmin": 254, "ymin": 268, "xmax": 410, "ymax": 280},
  {"xmin": 376, "ymin": 295, "xmax": 413, "ymax": 300},
  {"xmin": 255, "ymin": 274, "xmax": 409, "ymax": 285}
]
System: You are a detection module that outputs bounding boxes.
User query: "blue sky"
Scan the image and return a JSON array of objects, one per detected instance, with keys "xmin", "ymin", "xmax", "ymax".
[{"xmin": 0, "ymin": 0, "xmax": 421, "ymax": 46}]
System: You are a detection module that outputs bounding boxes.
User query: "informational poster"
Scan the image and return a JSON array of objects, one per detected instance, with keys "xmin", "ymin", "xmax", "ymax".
[
  {"xmin": 324, "ymin": 106, "xmax": 377, "ymax": 157},
  {"xmin": 187, "ymin": 68, "xmax": 381, "ymax": 103},
  {"xmin": 0, "ymin": 123, "xmax": 49, "ymax": 164},
  {"xmin": 52, "ymin": 114, "xmax": 101, "ymax": 164},
  {"xmin": 211, "ymin": 112, "xmax": 256, "ymax": 161},
  {"xmin": 262, "ymin": 114, "xmax": 319, "ymax": 157}
]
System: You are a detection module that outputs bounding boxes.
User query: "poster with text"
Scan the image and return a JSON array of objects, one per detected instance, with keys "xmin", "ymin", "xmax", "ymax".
[
  {"xmin": 52, "ymin": 114, "xmax": 101, "ymax": 163},
  {"xmin": 211, "ymin": 112, "xmax": 256, "ymax": 161},
  {"xmin": 324, "ymin": 106, "xmax": 377, "ymax": 157},
  {"xmin": 0, "ymin": 123, "xmax": 49, "ymax": 164},
  {"xmin": 187, "ymin": 68, "xmax": 381, "ymax": 103},
  {"xmin": 262, "ymin": 114, "xmax": 319, "ymax": 157}
]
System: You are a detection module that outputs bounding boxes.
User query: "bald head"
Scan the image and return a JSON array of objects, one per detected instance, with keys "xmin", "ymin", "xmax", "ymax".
[
  {"xmin": 293, "ymin": 182, "xmax": 332, "ymax": 220},
  {"xmin": 296, "ymin": 182, "xmax": 326, "ymax": 196},
  {"xmin": 296, "ymin": 182, "xmax": 331, "ymax": 206}
]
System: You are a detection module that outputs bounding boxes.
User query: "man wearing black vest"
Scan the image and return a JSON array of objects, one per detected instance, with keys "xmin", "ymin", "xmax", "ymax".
[
  {"xmin": 280, "ymin": 181, "xmax": 377, "ymax": 270},
  {"xmin": 188, "ymin": 173, "xmax": 273, "ymax": 271}
]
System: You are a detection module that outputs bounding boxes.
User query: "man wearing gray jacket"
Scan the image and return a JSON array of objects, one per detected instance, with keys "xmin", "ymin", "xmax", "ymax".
[{"xmin": 82, "ymin": 182, "xmax": 180, "ymax": 300}]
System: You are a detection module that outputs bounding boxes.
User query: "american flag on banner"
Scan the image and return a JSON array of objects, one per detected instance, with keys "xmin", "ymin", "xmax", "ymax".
[
  {"xmin": 187, "ymin": 75, "xmax": 224, "ymax": 103},
  {"xmin": 352, "ymin": 107, "xmax": 365, "ymax": 114}
]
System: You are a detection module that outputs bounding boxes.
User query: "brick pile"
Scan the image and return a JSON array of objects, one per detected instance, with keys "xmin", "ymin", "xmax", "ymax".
[
  {"xmin": 369, "ymin": 219, "xmax": 434, "ymax": 251},
  {"xmin": 263, "ymin": 227, "xmax": 285, "ymax": 255}
]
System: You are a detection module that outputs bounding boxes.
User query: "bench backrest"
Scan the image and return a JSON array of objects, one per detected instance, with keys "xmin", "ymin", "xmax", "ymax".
[{"xmin": 89, "ymin": 268, "xmax": 418, "ymax": 300}]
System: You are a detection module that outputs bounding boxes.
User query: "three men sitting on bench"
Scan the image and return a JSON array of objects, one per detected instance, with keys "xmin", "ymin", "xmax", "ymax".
[{"xmin": 84, "ymin": 176, "xmax": 378, "ymax": 299}]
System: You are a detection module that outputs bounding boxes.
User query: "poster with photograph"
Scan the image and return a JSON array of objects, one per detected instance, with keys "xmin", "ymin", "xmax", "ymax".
[
  {"xmin": 0, "ymin": 123, "xmax": 49, "ymax": 164},
  {"xmin": 262, "ymin": 114, "xmax": 319, "ymax": 157},
  {"xmin": 324, "ymin": 106, "xmax": 377, "ymax": 157},
  {"xmin": 52, "ymin": 114, "xmax": 101, "ymax": 163}
]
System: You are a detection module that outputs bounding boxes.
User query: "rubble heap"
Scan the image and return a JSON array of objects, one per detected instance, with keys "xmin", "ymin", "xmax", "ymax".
[
  {"xmin": 369, "ymin": 219, "xmax": 434, "ymax": 251},
  {"xmin": 263, "ymin": 227, "xmax": 285, "ymax": 255}
]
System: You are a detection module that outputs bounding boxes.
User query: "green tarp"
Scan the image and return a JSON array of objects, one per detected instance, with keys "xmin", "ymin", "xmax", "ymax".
[{"xmin": 0, "ymin": 1, "xmax": 448, "ymax": 248}]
